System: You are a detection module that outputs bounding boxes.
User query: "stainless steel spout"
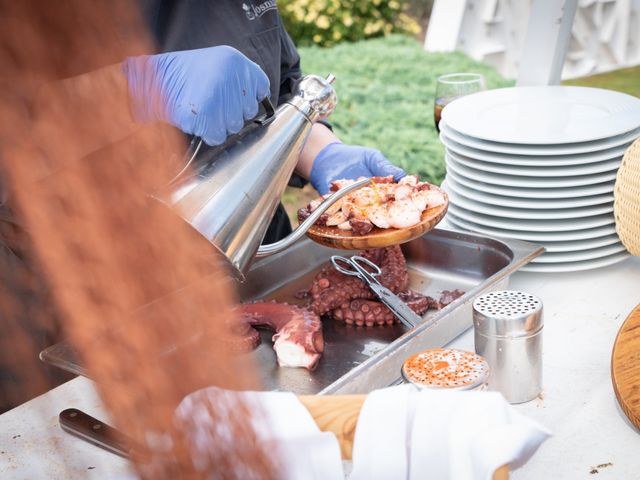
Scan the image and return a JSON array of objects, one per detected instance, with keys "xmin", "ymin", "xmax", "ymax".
[
  {"xmin": 153, "ymin": 74, "xmax": 341, "ymax": 280},
  {"xmin": 255, "ymin": 177, "xmax": 370, "ymax": 257}
]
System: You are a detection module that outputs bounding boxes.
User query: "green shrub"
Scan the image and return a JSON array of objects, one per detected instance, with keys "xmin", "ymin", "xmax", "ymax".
[
  {"xmin": 299, "ymin": 35, "xmax": 513, "ymax": 184},
  {"xmin": 279, "ymin": 0, "xmax": 420, "ymax": 47}
]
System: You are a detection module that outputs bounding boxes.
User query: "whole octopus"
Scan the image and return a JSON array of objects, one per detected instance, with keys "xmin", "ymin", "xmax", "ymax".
[{"xmin": 234, "ymin": 246, "xmax": 464, "ymax": 370}]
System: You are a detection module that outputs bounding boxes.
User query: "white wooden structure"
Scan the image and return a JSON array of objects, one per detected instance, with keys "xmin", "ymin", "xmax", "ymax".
[
  {"xmin": 517, "ymin": 0, "xmax": 578, "ymax": 85},
  {"xmin": 425, "ymin": 0, "xmax": 640, "ymax": 82}
]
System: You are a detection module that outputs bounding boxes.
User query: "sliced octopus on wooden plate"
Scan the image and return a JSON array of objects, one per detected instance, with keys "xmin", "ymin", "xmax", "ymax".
[{"xmin": 298, "ymin": 175, "xmax": 449, "ymax": 250}]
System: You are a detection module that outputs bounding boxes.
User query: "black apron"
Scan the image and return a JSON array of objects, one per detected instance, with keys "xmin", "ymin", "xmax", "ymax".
[
  {"xmin": 0, "ymin": 205, "xmax": 72, "ymax": 413},
  {"xmin": 138, "ymin": 0, "xmax": 305, "ymax": 243}
]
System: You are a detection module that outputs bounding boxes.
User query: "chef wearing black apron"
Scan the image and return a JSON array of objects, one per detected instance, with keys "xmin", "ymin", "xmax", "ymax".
[
  {"xmin": 0, "ymin": 1, "xmax": 302, "ymax": 412},
  {"xmin": 0, "ymin": 1, "xmax": 405, "ymax": 411},
  {"xmin": 138, "ymin": 0, "xmax": 305, "ymax": 243}
]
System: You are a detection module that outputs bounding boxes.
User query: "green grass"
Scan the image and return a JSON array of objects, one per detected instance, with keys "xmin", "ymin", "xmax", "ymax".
[
  {"xmin": 298, "ymin": 35, "xmax": 512, "ymax": 185},
  {"xmin": 563, "ymin": 66, "xmax": 640, "ymax": 98}
]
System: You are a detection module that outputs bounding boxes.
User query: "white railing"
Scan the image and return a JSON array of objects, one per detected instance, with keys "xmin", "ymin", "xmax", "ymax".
[{"xmin": 425, "ymin": 0, "xmax": 640, "ymax": 81}]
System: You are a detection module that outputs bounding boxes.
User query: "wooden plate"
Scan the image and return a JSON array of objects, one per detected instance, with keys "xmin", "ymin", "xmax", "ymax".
[
  {"xmin": 305, "ymin": 189, "xmax": 449, "ymax": 250},
  {"xmin": 612, "ymin": 303, "xmax": 640, "ymax": 431}
]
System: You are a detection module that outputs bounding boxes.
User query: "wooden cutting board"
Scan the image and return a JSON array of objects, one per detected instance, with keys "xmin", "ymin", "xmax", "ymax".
[{"xmin": 611, "ymin": 303, "xmax": 640, "ymax": 430}]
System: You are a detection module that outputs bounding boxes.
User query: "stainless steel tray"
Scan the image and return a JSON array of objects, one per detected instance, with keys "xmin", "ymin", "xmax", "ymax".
[{"xmin": 41, "ymin": 228, "xmax": 542, "ymax": 395}]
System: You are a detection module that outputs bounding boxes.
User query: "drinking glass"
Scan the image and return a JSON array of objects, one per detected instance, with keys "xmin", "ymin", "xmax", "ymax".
[{"xmin": 434, "ymin": 73, "xmax": 487, "ymax": 133}]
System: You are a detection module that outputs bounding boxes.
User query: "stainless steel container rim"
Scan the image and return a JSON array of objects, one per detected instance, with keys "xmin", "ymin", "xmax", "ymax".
[{"xmin": 38, "ymin": 228, "xmax": 546, "ymax": 395}]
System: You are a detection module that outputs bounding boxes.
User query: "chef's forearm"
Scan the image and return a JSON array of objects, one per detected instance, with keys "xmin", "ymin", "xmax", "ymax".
[{"xmin": 295, "ymin": 122, "xmax": 339, "ymax": 179}]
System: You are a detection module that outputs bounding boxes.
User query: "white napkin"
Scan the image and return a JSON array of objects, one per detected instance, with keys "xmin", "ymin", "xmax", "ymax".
[
  {"xmin": 350, "ymin": 385, "xmax": 551, "ymax": 480},
  {"xmin": 176, "ymin": 387, "xmax": 344, "ymax": 480},
  {"xmin": 349, "ymin": 386, "xmax": 416, "ymax": 479}
]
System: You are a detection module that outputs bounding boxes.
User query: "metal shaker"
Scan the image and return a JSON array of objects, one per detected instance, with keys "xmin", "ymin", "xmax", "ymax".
[{"xmin": 473, "ymin": 290, "xmax": 543, "ymax": 403}]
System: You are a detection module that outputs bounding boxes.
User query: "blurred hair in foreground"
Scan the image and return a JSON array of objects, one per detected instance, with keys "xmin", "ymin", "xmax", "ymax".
[{"xmin": 0, "ymin": 0, "xmax": 274, "ymax": 477}]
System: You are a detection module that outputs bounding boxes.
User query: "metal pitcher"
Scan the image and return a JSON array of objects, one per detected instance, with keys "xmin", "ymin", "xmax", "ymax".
[{"xmin": 153, "ymin": 74, "xmax": 368, "ymax": 280}]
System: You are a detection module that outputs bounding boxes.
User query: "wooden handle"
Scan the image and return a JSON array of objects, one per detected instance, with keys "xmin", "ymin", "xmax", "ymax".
[
  {"xmin": 493, "ymin": 464, "xmax": 509, "ymax": 480},
  {"xmin": 298, "ymin": 394, "xmax": 365, "ymax": 460},
  {"xmin": 299, "ymin": 394, "xmax": 509, "ymax": 480}
]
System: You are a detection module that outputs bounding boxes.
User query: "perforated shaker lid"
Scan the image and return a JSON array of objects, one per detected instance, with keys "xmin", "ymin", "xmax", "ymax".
[{"xmin": 473, "ymin": 290, "xmax": 543, "ymax": 337}]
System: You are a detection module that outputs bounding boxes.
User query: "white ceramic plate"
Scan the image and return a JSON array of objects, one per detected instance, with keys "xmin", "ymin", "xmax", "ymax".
[
  {"xmin": 440, "ymin": 133, "xmax": 630, "ymax": 166},
  {"xmin": 445, "ymin": 210, "xmax": 617, "ymax": 241},
  {"xmin": 441, "ymin": 86, "xmax": 640, "ymax": 144},
  {"xmin": 520, "ymin": 251, "xmax": 630, "ymax": 273},
  {"xmin": 443, "ymin": 175, "xmax": 614, "ymax": 209},
  {"xmin": 445, "ymin": 168, "xmax": 616, "ymax": 199},
  {"xmin": 445, "ymin": 212, "xmax": 622, "ymax": 253},
  {"xmin": 440, "ymin": 121, "xmax": 640, "ymax": 156},
  {"xmin": 532, "ymin": 243, "xmax": 626, "ymax": 263},
  {"xmin": 447, "ymin": 203, "xmax": 614, "ymax": 232},
  {"xmin": 446, "ymin": 184, "xmax": 613, "ymax": 220},
  {"xmin": 446, "ymin": 155, "xmax": 618, "ymax": 188},
  {"xmin": 531, "ymin": 234, "xmax": 622, "ymax": 253},
  {"xmin": 445, "ymin": 148, "xmax": 622, "ymax": 177}
]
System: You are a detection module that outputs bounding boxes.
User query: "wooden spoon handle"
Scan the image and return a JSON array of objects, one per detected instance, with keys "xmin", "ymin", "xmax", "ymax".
[
  {"xmin": 298, "ymin": 394, "xmax": 509, "ymax": 480},
  {"xmin": 298, "ymin": 394, "xmax": 365, "ymax": 460}
]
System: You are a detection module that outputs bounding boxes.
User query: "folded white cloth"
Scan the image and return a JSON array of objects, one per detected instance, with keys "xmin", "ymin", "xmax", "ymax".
[
  {"xmin": 350, "ymin": 385, "xmax": 551, "ymax": 480},
  {"xmin": 349, "ymin": 386, "xmax": 416, "ymax": 479},
  {"xmin": 175, "ymin": 385, "xmax": 550, "ymax": 480},
  {"xmin": 176, "ymin": 387, "xmax": 345, "ymax": 479}
]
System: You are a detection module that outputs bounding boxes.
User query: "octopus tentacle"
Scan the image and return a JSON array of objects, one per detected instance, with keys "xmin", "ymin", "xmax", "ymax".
[
  {"xmin": 330, "ymin": 290, "xmax": 431, "ymax": 327},
  {"xmin": 309, "ymin": 245, "xmax": 409, "ymax": 315},
  {"xmin": 397, "ymin": 290, "xmax": 431, "ymax": 316},
  {"xmin": 330, "ymin": 289, "xmax": 465, "ymax": 327},
  {"xmin": 238, "ymin": 302, "xmax": 324, "ymax": 370}
]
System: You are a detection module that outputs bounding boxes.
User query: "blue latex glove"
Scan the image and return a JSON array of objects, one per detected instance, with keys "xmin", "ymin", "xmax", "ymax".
[
  {"xmin": 309, "ymin": 142, "xmax": 406, "ymax": 195},
  {"xmin": 122, "ymin": 46, "xmax": 270, "ymax": 146}
]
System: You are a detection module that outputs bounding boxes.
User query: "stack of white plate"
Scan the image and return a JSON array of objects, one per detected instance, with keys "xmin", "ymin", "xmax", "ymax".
[{"xmin": 439, "ymin": 86, "xmax": 640, "ymax": 272}]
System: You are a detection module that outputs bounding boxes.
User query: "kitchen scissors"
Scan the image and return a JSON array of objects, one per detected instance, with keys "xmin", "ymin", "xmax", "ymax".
[{"xmin": 330, "ymin": 255, "xmax": 421, "ymax": 329}]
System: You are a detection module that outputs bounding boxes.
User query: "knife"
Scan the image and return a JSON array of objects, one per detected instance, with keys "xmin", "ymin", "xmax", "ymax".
[{"xmin": 59, "ymin": 408, "xmax": 142, "ymax": 460}]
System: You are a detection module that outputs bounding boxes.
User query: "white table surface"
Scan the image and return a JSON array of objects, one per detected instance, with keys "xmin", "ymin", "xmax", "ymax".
[{"xmin": 2, "ymin": 256, "xmax": 640, "ymax": 479}]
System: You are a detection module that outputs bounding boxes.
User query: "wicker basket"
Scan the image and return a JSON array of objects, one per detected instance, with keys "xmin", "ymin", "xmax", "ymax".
[{"xmin": 614, "ymin": 138, "xmax": 640, "ymax": 256}]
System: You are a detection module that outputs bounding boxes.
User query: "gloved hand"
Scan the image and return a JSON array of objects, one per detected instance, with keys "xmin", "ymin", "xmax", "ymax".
[
  {"xmin": 122, "ymin": 45, "xmax": 270, "ymax": 146},
  {"xmin": 309, "ymin": 142, "xmax": 406, "ymax": 195}
]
